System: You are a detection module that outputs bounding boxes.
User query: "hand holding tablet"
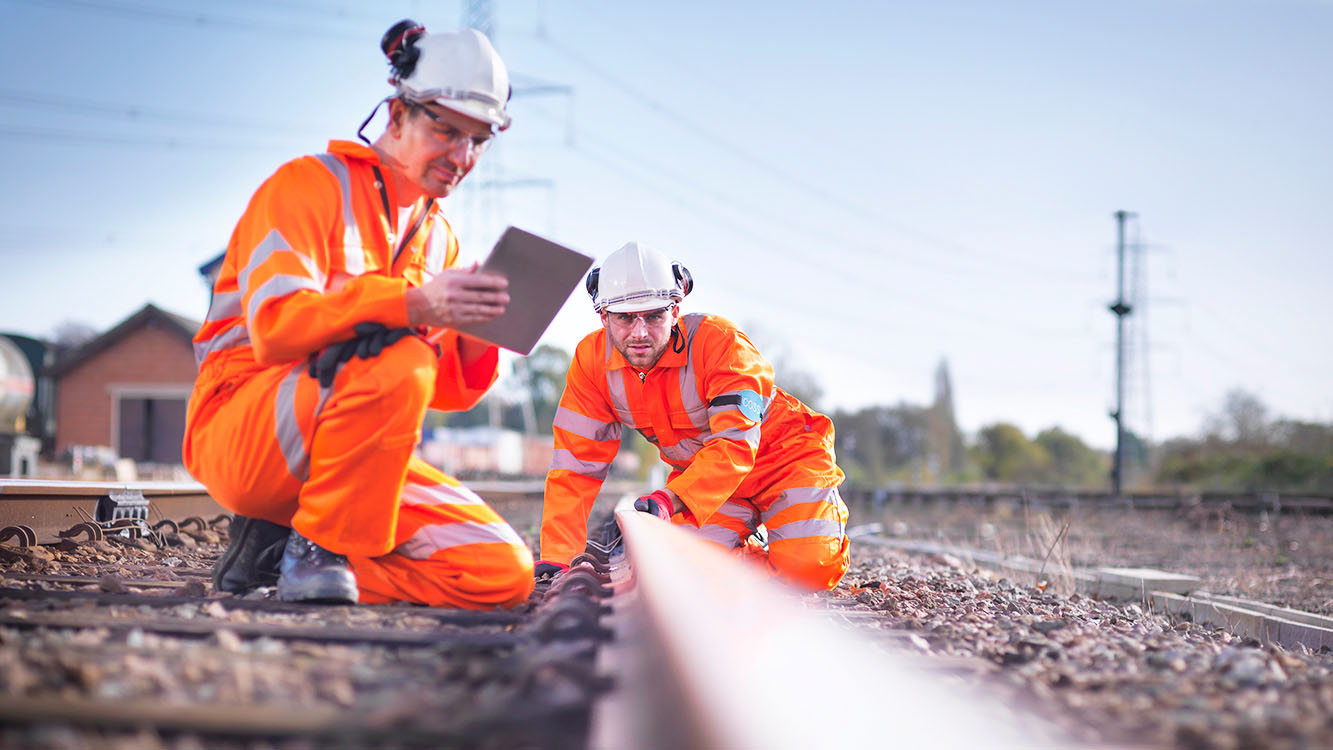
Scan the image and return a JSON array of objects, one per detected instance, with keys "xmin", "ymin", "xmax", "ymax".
[{"xmin": 429, "ymin": 227, "xmax": 594, "ymax": 355}]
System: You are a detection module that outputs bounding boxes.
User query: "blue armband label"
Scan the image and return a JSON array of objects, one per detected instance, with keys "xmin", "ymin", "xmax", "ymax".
[{"xmin": 738, "ymin": 390, "xmax": 766, "ymax": 421}]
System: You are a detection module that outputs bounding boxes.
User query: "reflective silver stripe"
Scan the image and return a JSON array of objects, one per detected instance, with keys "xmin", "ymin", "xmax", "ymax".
[
  {"xmin": 246, "ymin": 274, "xmax": 322, "ymax": 321},
  {"xmin": 237, "ymin": 230, "xmax": 326, "ymax": 320},
  {"xmin": 655, "ymin": 314, "xmax": 759, "ymax": 461},
  {"xmin": 605, "ymin": 367, "xmax": 637, "ymax": 428},
  {"xmin": 767, "ymin": 518, "xmax": 845, "ymax": 543},
  {"xmin": 710, "ymin": 500, "xmax": 759, "ymax": 526},
  {"xmin": 194, "ymin": 292, "xmax": 248, "ymax": 366},
  {"xmin": 712, "ymin": 424, "xmax": 761, "ymax": 448},
  {"xmin": 193, "ymin": 325, "xmax": 250, "ymax": 367},
  {"xmin": 686, "ymin": 522, "xmax": 743, "ymax": 548},
  {"xmin": 676, "ymin": 314, "xmax": 709, "ymax": 431},
  {"xmin": 402, "ymin": 482, "xmax": 486, "ymax": 507},
  {"xmin": 239, "ymin": 229, "xmax": 293, "ymax": 293},
  {"xmin": 204, "ymin": 291, "xmax": 242, "ymax": 323},
  {"xmin": 660, "ymin": 437, "xmax": 704, "ymax": 464},
  {"xmin": 275, "ymin": 368, "xmax": 308, "ymax": 480},
  {"xmin": 549, "ymin": 448, "xmax": 612, "ymax": 480},
  {"xmin": 274, "ymin": 366, "xmax": 334, "ymax": 481},
  {"xmin": 397, "ymin": 521, "xmax": 525, "ymax": 560},
  {"xmin": 552, "ymin": 406, "xmax": 621, "ymax": 442},
  {"xmin": 313, "ymin": 153, "xmax": 366, "ymax": 275},
  {"xmin": 764, "ymin": 486, "xmax": 847, "ymax": 519}
]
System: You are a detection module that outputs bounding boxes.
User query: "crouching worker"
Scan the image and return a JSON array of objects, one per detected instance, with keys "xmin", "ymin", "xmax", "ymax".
[
  {"xmin": 535, "ymin": 242, "xmax": 850, "ymax": 590},
  {"xmin": 183, "ymin": 22, "xmax": 534, "ymax": 606}
]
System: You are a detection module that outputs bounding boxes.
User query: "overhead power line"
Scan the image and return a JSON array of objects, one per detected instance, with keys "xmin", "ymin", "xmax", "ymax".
[
  {"xmin": 522, "ymin": 102, "xmax": 1037, "ymax": 283},
  {"xmin": 0, "ymin": 88, "xmax": 327, "ymax": 135},
  {"xmin": 534, "ymin": 31, "xmax": 1098, "ymax": 285},
  {"xmin": 3, "ymin": 0, "xmax": 365, "ymax": 40},
  {"xmin": 543, "ymin": 120, "xmax": 1093, "ymax": 345},
  {"xmin": 515, "ymin": 99, "xmax": 1098, "ymax": 341},
  {"xmin": 0, "ymin": 123, "xmax": 299, "ymax": 151}
]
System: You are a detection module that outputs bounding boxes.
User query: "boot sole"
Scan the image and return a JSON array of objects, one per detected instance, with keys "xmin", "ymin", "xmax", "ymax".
[{"xmin": 276, "ymin": 576, "xmax": 358, "ymax": 604}]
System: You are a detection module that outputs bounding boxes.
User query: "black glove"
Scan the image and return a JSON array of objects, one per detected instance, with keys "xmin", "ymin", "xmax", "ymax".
[
  {"xmin": 307, "ymin": 323, "xmax": 414, "ymax": 388},
  {"xmin": 534, "ymin": 560, "xmax": 568, "ymax": 579}
]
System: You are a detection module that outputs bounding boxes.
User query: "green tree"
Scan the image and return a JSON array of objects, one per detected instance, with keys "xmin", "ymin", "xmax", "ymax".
[
  {"xmin": 1203, "ymin": 388, "xmax": 1271, "ymax": 448},
  {"xmin": 926, "ymin": 359, "xmax": 967, "ymax": 481},
  {"xmin": 832, "ymin": 404, "xmax": 931, "ymax": 484},
  {"xmin": 972, "ymin": 423, "xmax": 1051, "ymax": 483},
  {"xmin": 439, "ymin": 344, "xmax": 573, "ymax": 433},
  {"xmin": 503, "ymin": 344, "xmax": 571, "ymax": 433},
  {"xmin": 1155, "ymin": 391, "xmax": 1333, "ymax": 492},
  {"xmin": 1034, "ymin": 427, "xmax": 1108, "ymax": 488}
]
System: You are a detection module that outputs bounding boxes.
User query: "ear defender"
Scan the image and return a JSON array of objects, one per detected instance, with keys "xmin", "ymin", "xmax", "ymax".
[
  {"xmin": 672, "ymin": 261, "xmax": 693, "ymax": 297},
  {"xmin": 382, "ymin": 19, "xmax": 426, "ymax": 82},
  {"xmin": 585, "ymin": 266, "xmax": 601, "ymax": 303}
]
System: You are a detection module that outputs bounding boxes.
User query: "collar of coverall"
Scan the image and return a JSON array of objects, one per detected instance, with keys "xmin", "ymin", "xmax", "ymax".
[
  {"xmin": 328, "ymin": 139, "xmax": 416, "ymax": 215},
  {"xmin": 601, "ymin": 323, "xmax": 689, "ymax": 373},
  {"xmin": 328, "ymin": 139, "xmax": 380, "ymax": 162}
]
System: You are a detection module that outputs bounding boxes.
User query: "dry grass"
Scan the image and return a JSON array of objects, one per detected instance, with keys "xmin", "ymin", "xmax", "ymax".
[{"xmin": 859, "ymin": 498, "xmax": 1333, "ymax": 615}]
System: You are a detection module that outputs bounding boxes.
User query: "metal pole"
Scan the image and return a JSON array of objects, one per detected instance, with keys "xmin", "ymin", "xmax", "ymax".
[{"xmin": 1109, "ymin": 211, "xmax": 1135, "ymax": 495}]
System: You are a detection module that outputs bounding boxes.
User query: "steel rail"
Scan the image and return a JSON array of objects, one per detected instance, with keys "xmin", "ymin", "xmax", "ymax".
[
  {"xmin": 0, "ymin": 585, "xmax": 525, "ymax": 624},
  {"xmin": 0, "ymin": 609, "xmax": 525, "ymax": 649},
  {"xmin": 843, "ymin": 485, "xmax": 1333, "ymax": 514},
  {"xmin": 0, "ymin": 478, "xmax": 226, "ymax": 543},
  {"xmin": 594, "ymin": 507, "xmax": 1072, "ymax": 750}
]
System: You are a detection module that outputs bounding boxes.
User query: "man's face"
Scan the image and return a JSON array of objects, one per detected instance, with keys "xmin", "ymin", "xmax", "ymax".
[
  {"xmin": 391, "ymin": 100, "xmax": 494, "ymax": 199},
  {"xmin": 602, "ymin": 305, "xmax": 680, "ymax": 370}
]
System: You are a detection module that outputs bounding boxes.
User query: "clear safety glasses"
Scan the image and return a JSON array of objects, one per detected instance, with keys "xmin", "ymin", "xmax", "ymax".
[
  {"xmin": 411, "ymin": 103, "xmax": 495, "ymax": 154},
  {"xmin": 607, "ymin": 305, "xmax": 675, "ymax": 329}
]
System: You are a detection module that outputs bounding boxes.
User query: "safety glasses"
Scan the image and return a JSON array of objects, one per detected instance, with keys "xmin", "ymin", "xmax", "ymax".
[
  {"xmin": 607, "ymin": 305, "xmax": 675, "ymax": 329},
  {"xmin": 410, "ymin": 103, "xmax": 495, "ymax": 154}
]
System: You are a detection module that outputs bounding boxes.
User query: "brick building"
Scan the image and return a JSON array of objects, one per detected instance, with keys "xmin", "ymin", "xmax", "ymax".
[{"xmin": 49, "ymin": 304, "xmax": 199, "ymax": 464}]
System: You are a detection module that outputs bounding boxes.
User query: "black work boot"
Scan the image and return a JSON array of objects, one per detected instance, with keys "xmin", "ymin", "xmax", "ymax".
[
  {"xmin": 276, "ymin": 531, "xmax": 358, "ymax": 604},
  {"xmin": 212, "ymin": 515, "xmax": 291, "ymax": 594}
]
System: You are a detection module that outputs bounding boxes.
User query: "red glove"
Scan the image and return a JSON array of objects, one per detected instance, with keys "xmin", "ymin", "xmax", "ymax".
[
  {"xmin": 533, "ymin": 560, "xmax": 568, "ymax": 579},
  {"xmin": 633, "ymin": 490, "xmax": 674, "ymax": 521}
]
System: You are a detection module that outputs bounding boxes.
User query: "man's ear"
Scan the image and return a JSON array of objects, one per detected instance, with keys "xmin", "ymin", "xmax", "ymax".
[{"xmin": 386, "ymin": 99, "xmax": 409, "ymax": 136}]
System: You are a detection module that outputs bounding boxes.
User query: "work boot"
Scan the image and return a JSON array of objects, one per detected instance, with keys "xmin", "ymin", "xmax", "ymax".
[
  {"xmin": 212, "ymin": 515, "xmax": 291, "ymax": 594},
  {"xmin": 276, "ymin": 531, "xmax": 358, "ymax": 604}
]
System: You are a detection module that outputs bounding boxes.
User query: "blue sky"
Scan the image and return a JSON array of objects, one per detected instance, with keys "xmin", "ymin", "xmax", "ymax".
[{"xmin": 1, "ymin": 0, "xmax": 1329, "ymax": 450}]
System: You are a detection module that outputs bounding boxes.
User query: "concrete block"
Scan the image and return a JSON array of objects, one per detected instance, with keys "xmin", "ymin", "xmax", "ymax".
[{"xmin": 1098, "ymin": 567, "xmax": 1200, "ymax": 595}]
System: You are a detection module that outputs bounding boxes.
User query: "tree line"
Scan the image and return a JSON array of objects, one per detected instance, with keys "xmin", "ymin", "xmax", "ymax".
[{"xmin": 432, "ymin": 346, "xmax": 1331, "ymax": 494}]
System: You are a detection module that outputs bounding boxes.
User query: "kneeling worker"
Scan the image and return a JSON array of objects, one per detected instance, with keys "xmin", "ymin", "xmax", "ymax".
[
  {"xmin": 536, "ymin": 242, "xmax": 850, "ymax": 590},
  {"xmin": 184, "ymin": 22, "xmax": 534, "ymax": 606}
]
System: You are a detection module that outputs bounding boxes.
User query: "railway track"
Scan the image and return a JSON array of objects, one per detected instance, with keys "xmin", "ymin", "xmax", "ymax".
[
  {"xmin": 842, "ymin": 485, "xmax": 1333, "ymax": 514},
  {"xmin": 0, "ymin": 479, "xmax": 227, "ymax": 547},
  {"xmin": 0, "ymin": 480, "xmax": 613, "ymax": 748},
  {"xmin": 2, "ymin": 479, "xmax": 1331, "ymax": 748}
]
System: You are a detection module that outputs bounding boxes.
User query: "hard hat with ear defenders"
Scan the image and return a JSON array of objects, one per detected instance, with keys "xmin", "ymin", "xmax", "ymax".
[
  {"xmin": 586, "ymin": 242, "xmax": 692, "ymax": 313},
  {"xmin": 380, "ymin": 19, "xmax": 512, "ymax": 132}
]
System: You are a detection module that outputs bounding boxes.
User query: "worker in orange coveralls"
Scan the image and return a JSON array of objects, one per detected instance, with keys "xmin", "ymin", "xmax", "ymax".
[
  {"xmin": 535, "ymin": 242, "xmax": 851, "ymax": 590},
  {"xmin": 183, "ymin": 21, "xmax": 534, "ymax": 606}
]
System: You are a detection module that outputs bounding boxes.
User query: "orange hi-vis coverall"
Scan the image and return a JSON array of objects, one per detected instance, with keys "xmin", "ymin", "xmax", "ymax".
[
  {"xmin": 541, "ymin": 313, "xmax": 850, "ymax": 591},
  {"xmin": 184, "ymin": 139, "xmax": 534, "ymax": 608}
]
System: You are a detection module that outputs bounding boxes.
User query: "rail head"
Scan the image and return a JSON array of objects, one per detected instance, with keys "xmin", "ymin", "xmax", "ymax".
[
  {"xmin": 0, "ymin": 479, "xmax": 209, "ymax": 496},
  {"xmin": 613, "ymin": 508, "xmax": 1068, "ymax": 750}
]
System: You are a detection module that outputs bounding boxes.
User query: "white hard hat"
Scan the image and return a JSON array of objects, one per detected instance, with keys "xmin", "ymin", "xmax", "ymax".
[
  {"xmin": 588, "ymin": 242, "xmax": 693, "ymax": 313},
  {"xmin": 386, "ymin": 24, "xmax": 511, "ymax": 132}
]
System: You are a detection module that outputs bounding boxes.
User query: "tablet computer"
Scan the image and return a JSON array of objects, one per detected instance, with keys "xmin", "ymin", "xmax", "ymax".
[{"xmin": 448, "ymin": 227, "xmax": 594, "ymax": 355}]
